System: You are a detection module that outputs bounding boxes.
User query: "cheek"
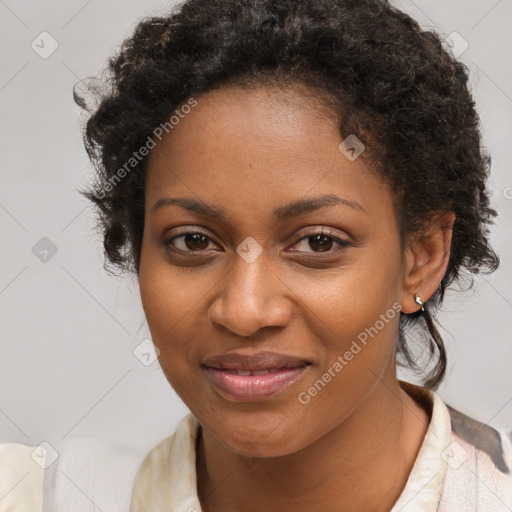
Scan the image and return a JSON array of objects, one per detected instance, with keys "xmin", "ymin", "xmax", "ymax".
[
  {"xmin": 292, "ymin": 293, "xmax": 402, "ymax": 444},
  {"xmin": 138, "ymin": 246, "xmax": 215, "ymax": 387},
  {"xmin": 140, "ymin": 275, "xmax": 195, "ymax": 362},
  {"xmin": 138, "ymin": 248, "xmax": 190, "ymax": 361},
  {"xmin": 139, "ymin": 263, "xmax": 172, "ymax": 339},
  {"xmin": 139, "ymin": 238, "xmax": 194, "ymax": 337},
  {"xmin": 291, "ymin": 247, "xmax": 403, "ymax": 398},
  {"xmin": 139, "ymin": 267, "xmax": 198, "ymax": 396},
  {"xmin": 290, "ymin": 243, "xmax": 403, "ymax": 339}
]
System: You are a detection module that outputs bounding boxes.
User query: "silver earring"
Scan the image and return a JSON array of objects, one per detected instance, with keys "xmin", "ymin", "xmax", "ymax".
[{"xmin": 414, "ymin": 294, "xmax": 425, "ymax": 311}]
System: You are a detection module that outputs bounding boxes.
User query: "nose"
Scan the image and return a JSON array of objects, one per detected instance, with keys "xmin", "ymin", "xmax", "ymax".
[{"xmin": 207, "ymin": 250, "xmax": 292, "ymax": 338}]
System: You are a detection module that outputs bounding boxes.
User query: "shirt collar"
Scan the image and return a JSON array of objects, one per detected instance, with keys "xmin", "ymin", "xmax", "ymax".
[{"xmin": 390, "ymin": 381, "xmax": 452, "ymax": 511}]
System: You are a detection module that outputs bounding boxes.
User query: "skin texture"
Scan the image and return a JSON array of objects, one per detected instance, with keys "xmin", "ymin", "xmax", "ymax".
[{"xmin": 139, "ymin": 85, "xmax": 455, "ymax": 512}]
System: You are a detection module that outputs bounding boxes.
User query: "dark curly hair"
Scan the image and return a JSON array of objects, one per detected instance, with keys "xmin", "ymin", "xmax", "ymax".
[{"xmin": 75, "ymin": 0, "xmax": 499, "ymax": 390}]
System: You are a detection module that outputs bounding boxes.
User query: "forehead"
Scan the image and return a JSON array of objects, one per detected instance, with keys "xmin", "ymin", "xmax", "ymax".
[{"xmin": 145, "ymin": 85, "xmax": 392, "ymax": 223}]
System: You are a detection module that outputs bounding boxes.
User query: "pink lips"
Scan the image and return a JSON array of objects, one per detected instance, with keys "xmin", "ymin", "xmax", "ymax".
[{"xmin": 202, "ymin": 350, "xmax": 310, "ymax": 401}]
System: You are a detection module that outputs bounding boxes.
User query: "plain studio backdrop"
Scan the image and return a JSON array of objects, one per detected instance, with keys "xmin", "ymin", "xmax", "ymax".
[{"xmin": 1, "ymin": 0, "xmax": 511, "ymax": 457}]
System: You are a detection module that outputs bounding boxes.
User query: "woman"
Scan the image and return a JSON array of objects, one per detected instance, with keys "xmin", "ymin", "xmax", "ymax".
[{"xmin": 2, "ymin": 0, "xmax": 511, "ymax": 510}]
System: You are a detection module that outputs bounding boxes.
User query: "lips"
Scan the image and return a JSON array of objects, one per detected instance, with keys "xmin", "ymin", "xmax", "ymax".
[
  {"xmin": 202, "ymin": 350, "xmax": 309, "ymax": 371},
  {"xmin": 202, "ymin": 350, "xmax": 311, "ymax": 401}
]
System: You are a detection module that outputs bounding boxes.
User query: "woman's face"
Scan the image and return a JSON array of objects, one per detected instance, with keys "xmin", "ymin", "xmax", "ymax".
[{"xmin": 139, "ymin": 85, "xmax": 408, "ymax": 457}]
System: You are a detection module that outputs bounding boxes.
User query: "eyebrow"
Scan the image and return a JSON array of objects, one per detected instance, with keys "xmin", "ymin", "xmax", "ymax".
[{"xmin": 149, "ymin": 193, "xmax": 367, "ymax": 221}]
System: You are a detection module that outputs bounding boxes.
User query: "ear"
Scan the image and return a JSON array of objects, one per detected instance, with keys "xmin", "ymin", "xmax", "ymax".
[{"xmin": 400, "ymin": 211, "xmax": 456, "ymax": 314}]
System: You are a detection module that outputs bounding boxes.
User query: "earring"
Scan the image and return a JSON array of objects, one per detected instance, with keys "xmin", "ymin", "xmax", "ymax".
[{"xmin": 414, "ymin": 294, "xmax": 425, "ymax": 312}]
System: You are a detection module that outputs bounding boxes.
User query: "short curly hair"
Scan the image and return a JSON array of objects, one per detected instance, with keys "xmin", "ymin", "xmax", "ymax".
[{"xmin": 75, "ymin": 0, "xmax": 499, "ymax": 390}]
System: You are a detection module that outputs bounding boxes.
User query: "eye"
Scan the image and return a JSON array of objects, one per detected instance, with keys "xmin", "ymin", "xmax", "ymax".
[
  {"xmin": 161, "ymin": 228, "xmax": 351, "ymax": 256},
  {"xmin": 288, "ymin": 229, "xmax": 351, "ymax": 254},
  {"xmin": 161, "ymin": 231, "xmax": 220, "ymax": 253}
]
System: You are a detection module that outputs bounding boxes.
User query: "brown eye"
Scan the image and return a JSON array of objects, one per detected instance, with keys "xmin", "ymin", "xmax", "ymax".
[
  {"xmin": 289, "ymin": 230, "xmax": 351, "ymax": 254},
  {"xmin": 308, "ymin": 234, "xmax": 335, "ymax": 252},
  {"xmin": 163, "ymin": 232, "xmax": 217, "ymax": 253}
]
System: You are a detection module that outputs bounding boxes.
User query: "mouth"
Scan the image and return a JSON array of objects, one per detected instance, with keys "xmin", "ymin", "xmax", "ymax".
[
  {"xmin": 202, "ymin": 350, "xmax": 312, "ymax": 402},
  {"xmin": 213, "ymin": 367, "xmax": 297, "ymax": 375}
]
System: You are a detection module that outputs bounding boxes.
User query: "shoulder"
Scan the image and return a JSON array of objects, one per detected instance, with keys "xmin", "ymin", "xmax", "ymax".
[
  {"xmin": 440, "ymin": 403, "xmax": 512, "ymax": 511},
  {"xmin": 0, "ymin": 436, "xmax": 145, "ymax": 512}
]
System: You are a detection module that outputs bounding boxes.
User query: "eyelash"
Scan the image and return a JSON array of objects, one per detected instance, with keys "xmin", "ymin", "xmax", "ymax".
[{"xmin": 160, "ymin": 228, "xmax": 351, "ymax": 256}]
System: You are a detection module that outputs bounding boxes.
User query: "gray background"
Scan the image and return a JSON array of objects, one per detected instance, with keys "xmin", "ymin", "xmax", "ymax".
[{"xmin": 1, "ymin": 0, "xmax": 511, "ymax": 454}]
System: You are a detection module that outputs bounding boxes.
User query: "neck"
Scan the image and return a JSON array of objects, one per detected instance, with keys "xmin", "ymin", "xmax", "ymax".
[{"xmin": 196, "ymin": 378, "xmax": 430, "ymax": 512}]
